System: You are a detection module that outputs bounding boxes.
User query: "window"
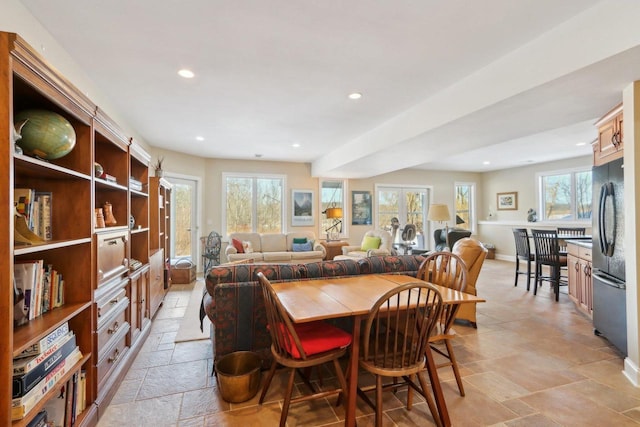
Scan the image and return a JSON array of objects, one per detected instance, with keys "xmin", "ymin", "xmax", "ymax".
[
  {"xmin": 537, "ymin": 168, "xmax": 592, "ymax": 221},
  {"xmin": 376, "ymin": 185, "xmax": 430, "ymax": 247},
  {"xmin": 223, "ymin": 173, "xmax": 285, "ymax": 235},
  {"xmin": 455, "ymin": 182, "xmax": 475, "ymax": 232},
  {"xmin": 319, "ymin": 179, "xmax": 347, "ymax": 239}
]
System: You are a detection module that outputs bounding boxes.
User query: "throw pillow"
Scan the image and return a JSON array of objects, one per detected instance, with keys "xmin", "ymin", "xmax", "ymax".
[
  {"xmin": 361, "ymin": 235, "xmax": 382, "ymax": 251},
  {"xmin": 242, "ymin": 241, "xmax": 253, "ymax": 253},
  {"xmin": 292, "ymin": 242, "xmax": 313, "ymax": 252},
  {"xmin": 231, "ymin": 238, "xmax": 244, "ymax": 253},
  {"xmin": 292, "ymin": 237, "xmax": 308, "ymax": 244}
]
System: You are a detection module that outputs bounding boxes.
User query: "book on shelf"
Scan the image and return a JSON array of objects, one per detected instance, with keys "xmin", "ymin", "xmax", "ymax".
[
  {"xmin": 15, "ymin": 321, "xmax": 70, "ymax": 359},
  {"xmin": 40, "ymin": 378, "xmax": 68, "ymax": 427},
  {"xmin": 35, "ymin": 191, "xmax": 52, "ymax": 241},
  {"xmin": 25, "ymin": 409, "xmax": 47, "ymax": 427},
  {"xmin": 103, "ymin": 173, "xmax": 117, "ymax": 183},
  {"xmin": 14, "ymin": 260, "xmax": 41, "ymax": 321},
  {"xmin": 13, "ymin": 333, "xmax": 77, "ymax": 398},
  {"xmin": 13, "ymin": 331, "xmax": 75, "ymax": 375},
  {"xmin": 76, "ymin": 370, "xmax": 86, "ymax": 418},
  {"xmin": 12, "ymin": 347, "xmax": 82, "ymax": 420},
  {"xmin": 14, "ymin": 187, "xmax": 34, "ymax": 223}
]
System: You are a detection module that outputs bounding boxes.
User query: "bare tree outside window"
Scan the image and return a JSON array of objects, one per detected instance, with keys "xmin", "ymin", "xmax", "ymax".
[
  {"xmin": 225, "ymin": 175, "xmax": 284, "ymax": 235},
  {"xmin": 539, "ymin": 169, "xmax": 592, "ymax": 221}
]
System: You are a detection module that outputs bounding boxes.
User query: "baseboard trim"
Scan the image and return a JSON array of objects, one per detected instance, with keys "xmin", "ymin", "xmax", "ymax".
[{"xmin": 623, "ymin": 357, "xmax": 640, "ymax": 387}]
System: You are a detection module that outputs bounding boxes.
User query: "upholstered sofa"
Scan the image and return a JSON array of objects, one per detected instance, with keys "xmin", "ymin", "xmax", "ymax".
[
  {"xmin": 337, "ymin": 229, "xmax": 395, "ymax": 260},
  {"xmin": 203, "ymin": 254, "xmax": 427, "ymax": 367},
  {"xmin": 224, "ymin": 231, "xmax": 326, "ymax": 263},
  {"xmin": 433, "ymin": 228, "xmax": 472, "ymax": 251}
]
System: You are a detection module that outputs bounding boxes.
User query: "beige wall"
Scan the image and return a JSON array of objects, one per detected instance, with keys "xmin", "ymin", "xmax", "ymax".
[{"xmin": 477, "ymin": 155, "xmax": 592, "ymax": 258}]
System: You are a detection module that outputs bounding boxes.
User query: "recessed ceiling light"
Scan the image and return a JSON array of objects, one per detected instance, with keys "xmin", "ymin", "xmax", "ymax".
[
  {"xmin": 483, "ymin": 161, "xmax": 490, "ymax": 165},
  {"xmin": 292, "ymin": 143, "xmax": 300, "ymax": 148},
  {"xmin": 348, "ymin": 92, "xmax": 362, "ymax": 100},
  {"xmin": 576, "ymin": 142, "xmax": 586, "ymax": 146},
  {"xmin": 196, "ymin": 136, "xmax": 205, "ymax": 141},
  {"xmin": 178, "ymin": 69, "xmax": 195, "ymax": 78}
]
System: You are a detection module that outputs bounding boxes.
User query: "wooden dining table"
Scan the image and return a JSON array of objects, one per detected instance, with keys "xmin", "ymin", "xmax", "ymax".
[{"xmin": 271, "ymin": 274, "xmax": 485, "ymax": 427}]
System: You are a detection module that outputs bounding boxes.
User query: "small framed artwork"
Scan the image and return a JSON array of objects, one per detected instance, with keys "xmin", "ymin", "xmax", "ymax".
[
  {"xmin": 351, "ymin": 191, "xmax": 372, "ymax": 225},
  {"xmin": 292, "ymin": 189, "xmax": 314, "ymax": 226},
  {"xmin": 497, "ymin": 192, "xmax": 518, "ymax": 210}
]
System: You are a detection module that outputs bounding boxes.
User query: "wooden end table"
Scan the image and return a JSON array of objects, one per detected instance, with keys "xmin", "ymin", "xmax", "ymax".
[{"xmin": 320, "ymin": 240, "xmax": 349, "ymax": 260}]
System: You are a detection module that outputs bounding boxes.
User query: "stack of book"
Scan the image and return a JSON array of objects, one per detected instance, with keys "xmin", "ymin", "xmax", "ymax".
[
  {"xmin": 14, "ymin": 260, "xmax": 64, "ymax": 325},
  {"xmin": 12, "ymin": 322, "xmax": 83, "ymax": 421},
  {"xmin": 129, "ymin": 177, "xmax": 143, "ymax": 191}
]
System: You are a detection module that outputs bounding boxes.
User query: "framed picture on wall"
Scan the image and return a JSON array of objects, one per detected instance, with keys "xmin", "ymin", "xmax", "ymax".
[
  {"xmin": 351, "ymin": 191, "xmax": 372, "ymax": 225},
  {"xmin": 292, "ymin": 189, "xmax": 314, "ymax": 226},
  {"xmin": 497, "ymin": 191, "xmax": 518, "ymax": 210}
]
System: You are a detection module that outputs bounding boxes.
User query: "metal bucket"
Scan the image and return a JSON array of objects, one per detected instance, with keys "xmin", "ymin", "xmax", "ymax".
[{"xmin": 215, "ymin": 351, "xmax": 262, "ymax": 403}]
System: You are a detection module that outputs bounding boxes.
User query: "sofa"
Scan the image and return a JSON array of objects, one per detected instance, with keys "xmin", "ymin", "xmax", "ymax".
[
  {"xmin": 224, "ymin": 231, "xmax": 326, "ymax": 263},
  {"xmin": 203, "ymin": 254, "xmax": 427, "ymax": 367},
  {"xmin": 337, "ymin": 229, "xmax": 395, "ymax": 260},
  {"xmin": 433, "ymin": 227, "xmax": 472, "ymax": 251}
]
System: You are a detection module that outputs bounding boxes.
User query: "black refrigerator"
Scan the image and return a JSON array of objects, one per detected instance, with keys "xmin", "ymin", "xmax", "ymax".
[{"xmin": 592, "ymin": 157, "xmax": 626, "ymax": 356}]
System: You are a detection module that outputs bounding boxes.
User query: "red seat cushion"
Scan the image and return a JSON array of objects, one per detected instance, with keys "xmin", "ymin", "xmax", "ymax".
[{"xmin": 276, "ymin": 321, "xmax": 352, "ymax": 359}]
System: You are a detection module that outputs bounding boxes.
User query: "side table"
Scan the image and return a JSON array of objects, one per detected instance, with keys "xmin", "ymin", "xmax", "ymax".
[{"xmin": 320, "ymin": 240, "xmax": 349, "ymax": 260}]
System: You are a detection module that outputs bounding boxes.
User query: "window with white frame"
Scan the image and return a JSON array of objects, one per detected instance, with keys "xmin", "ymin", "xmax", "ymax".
[
  {"xmin": 222, "ymin": 173, "xmax": 285, "ymax": 235},
  {"xmin": 537, "ymin": 168, "xmax": 592, "ymax": 221},
  {"xmin": 319, "ymin": 179, "xmax": 347, "ymax": 239},
  {"xmin": 455, "ymin": 182, "xmax": 475, "ymax": 232},
  {"xmin": 376, "ymin": 185, "xmax": 430, "ymax": 247}
]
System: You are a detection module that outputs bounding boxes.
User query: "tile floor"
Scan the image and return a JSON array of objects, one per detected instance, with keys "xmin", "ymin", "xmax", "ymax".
[{"xmin": 97, "ymin": 260, "xmax": 640, "ymax": 426}]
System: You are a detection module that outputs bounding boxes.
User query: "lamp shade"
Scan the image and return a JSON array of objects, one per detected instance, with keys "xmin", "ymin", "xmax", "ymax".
[
  {"xmin": 325, "ymin": 207, "xmax": 343, "ymax": 219},
  {"xmin": 427, "ymin": 204, "xmax": 450, "ymax": 222}
]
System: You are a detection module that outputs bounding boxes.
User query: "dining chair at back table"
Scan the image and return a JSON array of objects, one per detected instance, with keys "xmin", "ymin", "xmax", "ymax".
[
  {"xmin": 512, "ymin": 228, "xmax": 535, "ymax": 291},
  {"xmin": 531, "ymin": 229, "xmax": 568, "ymax": 302}
]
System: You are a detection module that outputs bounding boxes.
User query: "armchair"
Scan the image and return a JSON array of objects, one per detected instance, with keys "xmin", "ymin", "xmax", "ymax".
[
  {"xmin": 451, "ymin": 237, "xmax": 488, "ymax": 327},
  {"xmin": 339, "ymin": 229, "xmax": 394, "ymax": 259},
  {"xmin": 433, "ymin": 228, "xmax": 471, "ymax": 251}
]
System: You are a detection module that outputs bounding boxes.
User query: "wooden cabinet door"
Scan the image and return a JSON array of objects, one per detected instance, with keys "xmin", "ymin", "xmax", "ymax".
[
  {"xmin": 567, "ymin": 253, "xmax": 580, "ymax": 302},
  {"xmin": 579, "ymin": 259, "xmax": 593, "ymax": 315},
  {"xmin": 594, "ymin": 105, "xmax": 623, "ymax": 166}
]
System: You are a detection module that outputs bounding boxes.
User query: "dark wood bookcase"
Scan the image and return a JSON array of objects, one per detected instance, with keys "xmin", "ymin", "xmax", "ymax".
[{"xmin": 0, "ymin": 32, "xmax": 153, "ymax": 426}]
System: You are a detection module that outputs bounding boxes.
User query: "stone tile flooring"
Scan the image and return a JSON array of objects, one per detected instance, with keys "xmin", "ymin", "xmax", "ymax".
[{"xmin": 97, "ymin": 260, "xmax": 639, "ymax": 426}]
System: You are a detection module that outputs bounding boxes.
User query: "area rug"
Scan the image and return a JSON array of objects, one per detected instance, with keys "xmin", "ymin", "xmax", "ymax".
[{"xmin": 174, "ymin": 279, "xmax": 210, "ymax": 343}]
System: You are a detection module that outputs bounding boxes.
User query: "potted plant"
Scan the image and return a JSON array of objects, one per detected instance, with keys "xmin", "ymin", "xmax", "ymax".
[{"xmin": 154, "ymin": 156, "xmax": 164, "ymax": 177}]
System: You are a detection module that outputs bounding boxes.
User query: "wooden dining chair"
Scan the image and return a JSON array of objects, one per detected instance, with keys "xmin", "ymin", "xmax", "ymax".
[
  {"xmin": 512, "ymin": 228, "xmax": 535, "ymax": 291},
  {"xmin": 531, "ymin": 229, "xmax": 568, "ymax": 301},
  {"xmin": 358, "ymin": 282, "xmax": 444, "ymax": 427},
  {"xmin": 256, "ymin": 272, "xmax": 352, "ymax": 427},
  {"xmin": 417, "ymin": 251, "xmax": 468, "ymax": 396}
]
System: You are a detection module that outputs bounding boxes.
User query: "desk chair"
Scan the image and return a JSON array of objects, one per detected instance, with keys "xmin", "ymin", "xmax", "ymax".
[
  {"xmin": 418, "ymin": 251, "xmax": 468, "ymax": 396},
  {"xmin": 531, "ymin": 229, "xmax": 568, "ymax": 301},
  {"xmin": 358, "ymin": 282, "xmax": 444, "ymax": 427},
  {"xmin": 257, "ymin": 272, "xmax": 351, "ymax": 427},
  {"xmin": 512, "ymin": 228, "xmax": 535, "ymax": 291}
]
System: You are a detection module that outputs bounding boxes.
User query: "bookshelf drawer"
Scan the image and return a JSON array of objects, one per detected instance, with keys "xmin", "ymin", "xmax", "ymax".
[
  {"xmin": 96, "ymin": 230, "xmax": 129, "ymax": 286},
  {"xmin": 97, "ymin": 303, "xmax": 128, "ymax": 359},
  {"xmin": 97, "ymin": 321, "xmax": 129, "ymax": 388},
  {"xmin": 96, "ymin": 278, "xmax": 128, "ymax": 325}
]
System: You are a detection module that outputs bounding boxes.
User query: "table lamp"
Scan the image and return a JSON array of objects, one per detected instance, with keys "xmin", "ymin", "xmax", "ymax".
[
  {"xmin": 427, "ymin": 203, "xmax": 451, "ymax": 248},
  {"xmin": 324, "ymin": 206, "xmax": 343, "ymax": 241}
]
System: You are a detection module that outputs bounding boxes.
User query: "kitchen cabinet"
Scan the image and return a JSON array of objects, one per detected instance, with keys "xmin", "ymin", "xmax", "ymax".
[
  {"xmin": 567, "ymin": 242, "xmax": 593, "ymax": 317},
  {"xmin": 593, "ymin": 103, "xmax": 623, "ymax": 167}
]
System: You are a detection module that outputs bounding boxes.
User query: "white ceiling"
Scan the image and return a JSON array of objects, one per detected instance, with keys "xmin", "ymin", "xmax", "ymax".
[{"xmin": 19, "ymin": 0, "xmax": 640, "ymax": 176}]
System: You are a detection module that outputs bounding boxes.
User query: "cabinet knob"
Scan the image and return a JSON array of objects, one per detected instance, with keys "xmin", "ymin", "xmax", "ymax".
[{"xmin": 108, "ymin": 348, "xmax": 121, "ymax": 364}]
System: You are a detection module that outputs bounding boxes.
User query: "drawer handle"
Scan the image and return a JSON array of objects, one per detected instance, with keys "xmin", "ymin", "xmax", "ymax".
[
  {"xmin": 108, "ymin": 321, "xmax": 120, "ymax": 334},
  {"xmin": 108, "ymin": 348, "xmax": 121, "ymax": 364},
  {"xmin": 107, "ymin": 239, "xmax": 119, "ymax": 246},
  {"xmin": 110, "ymin": 297, "xmax": 120, "ymax": 305}
]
